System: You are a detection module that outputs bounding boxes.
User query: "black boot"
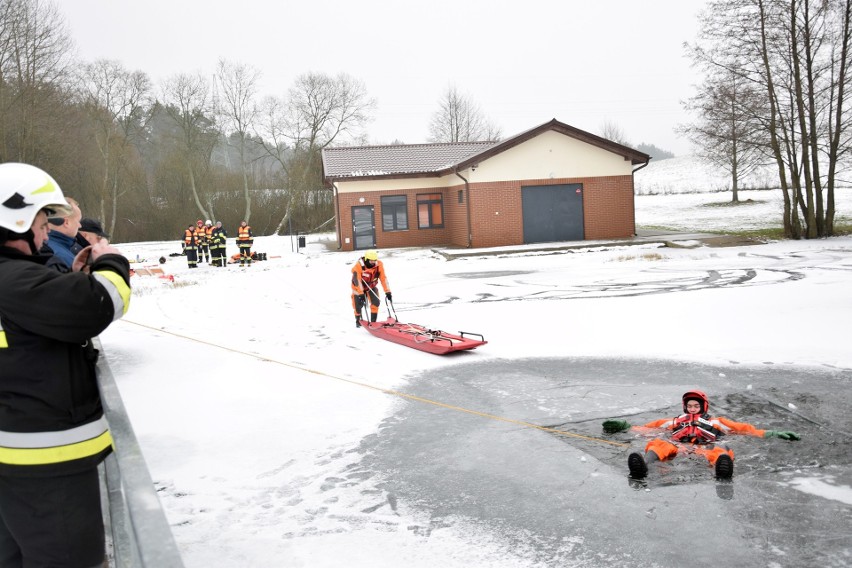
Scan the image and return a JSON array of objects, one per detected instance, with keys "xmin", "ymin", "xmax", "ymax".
[
  {"xmin": 370, "ymin": 312, "xmax": 378, "ymax": 323},
  {"xmin": 715, "ymin": 454, "xmax": 734, "ymax": 479},
  {"xmin": 355, "ymin": 316, "xmax": 361, "ymax": 328},
  {"xmin": 628, "ymin": 452, "xmax": 648, "ymax": 478}
]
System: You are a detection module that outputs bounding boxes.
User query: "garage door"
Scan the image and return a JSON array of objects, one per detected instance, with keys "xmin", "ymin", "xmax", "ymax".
[{"xmin": 521, "ymin": 183, "xmax": 584, "ymax": 243}]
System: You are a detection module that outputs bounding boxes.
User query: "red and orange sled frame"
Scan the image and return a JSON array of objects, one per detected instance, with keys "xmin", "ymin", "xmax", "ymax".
[{"xmin": 359, "ymin": 317, "xmax": 487, "ymax": 355}]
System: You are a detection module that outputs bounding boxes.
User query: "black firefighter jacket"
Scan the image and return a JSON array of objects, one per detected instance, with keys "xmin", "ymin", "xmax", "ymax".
[{"xmin": 0, "ymin": 246, "xmax": 131, "ymax": 477}]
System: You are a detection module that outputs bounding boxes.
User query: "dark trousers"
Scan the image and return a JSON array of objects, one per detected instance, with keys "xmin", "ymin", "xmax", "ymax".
[
  {"xmin": 239, "ymin": 242, "xmax": 252, "ymax": 265},
  {"xmin": 0, "ymin": 468, "xmax": 105, "ymax": 567},
  {"xmin": 185, "ymin": 245, "xmax": 198, "ymax": 268}
]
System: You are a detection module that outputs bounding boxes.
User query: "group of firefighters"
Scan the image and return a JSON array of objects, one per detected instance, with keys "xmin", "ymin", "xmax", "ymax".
[{"xmin": 182, "ymin": 219, "xmax": 253, "ymax": 268}]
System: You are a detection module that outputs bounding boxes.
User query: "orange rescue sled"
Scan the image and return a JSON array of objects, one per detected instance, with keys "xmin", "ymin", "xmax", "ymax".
[{"xmin": 359, "ymin": 317, "xmax": 487, "ymax": 355}]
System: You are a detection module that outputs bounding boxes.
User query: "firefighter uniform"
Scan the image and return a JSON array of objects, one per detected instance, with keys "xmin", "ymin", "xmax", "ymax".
[
  {"xmin": 0, "ymin": 242, "xmax": 131, "ymax": 566},
  {"xmin": 237, "ymin": 222, "xmax": 253, "ymax": 266},
  {"xmin": 184, "ymin": 225, "xmax": 198, "ymax": 269},
  {"xmin": 195, "ymin": 221, "xmax": 209, "ymax": 264},
  {"xmin": 210, "ymin": 222, "xmax": 227, "ymax": 267}
]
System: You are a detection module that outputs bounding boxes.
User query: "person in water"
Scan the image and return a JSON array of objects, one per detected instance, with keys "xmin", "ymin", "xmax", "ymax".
[{"xmin": 602, "ymin": 389, "xmax": 800, "ymax": 479}]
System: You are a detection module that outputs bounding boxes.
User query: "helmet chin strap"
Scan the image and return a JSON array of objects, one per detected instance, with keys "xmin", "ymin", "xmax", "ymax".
[
  {"xmin": 24, "ymin": 230, "xmax": 39, "ymax": 254},
  {"xmin": 1, "ymin": 228, "xmax": 39, "ymax": 254}
]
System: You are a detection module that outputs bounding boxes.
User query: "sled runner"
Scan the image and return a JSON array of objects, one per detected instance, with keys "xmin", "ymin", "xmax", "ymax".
[{"xmin": 359, "ymin": 317, "xmax": 487, "ymax": 355}]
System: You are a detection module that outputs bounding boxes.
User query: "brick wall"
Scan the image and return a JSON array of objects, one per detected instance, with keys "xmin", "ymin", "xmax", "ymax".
[
  {"xmin": 336, "ymin": 186, "xmax": 452, "ymax": 251},
  {"xmin": 334, "ymin": 174, "xmax": 635, "ymax": 251}
]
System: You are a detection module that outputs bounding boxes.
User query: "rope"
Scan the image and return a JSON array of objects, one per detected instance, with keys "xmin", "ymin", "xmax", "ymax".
[{"xmin": 119, "ymin": 320, "xmax": 628, "ymax": 448}]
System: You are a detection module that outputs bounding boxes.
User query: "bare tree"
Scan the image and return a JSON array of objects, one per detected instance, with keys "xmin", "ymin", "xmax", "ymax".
[
  {"xmin": 215, "ymin": 59, "xmax": 260, "ymax": 223},
  {"xmin": 160, "ymin": 72, "xmax": 219, "ymax": 221},
  {"xmin": 256, "ymin": 71, "xmax": 375, "ymax": 234},
  {"xmin": 678, "ymin": 64, "xmax": 766, "ymax": 202},
  {"xmin": 599, "ymin": 120, "xmax": 631, "ymax": 147},
  {"xmin": 428, "ymin": 85, "xmax": 502, "ymax": 143},
  {"xmin": 690, "ymin": 0, "xmax": 851, "ymax": 237},
  {"xmin": 78, "ymin": 59, "xmax": 153, "ymax": 233},
  {"xmin": 0, "ymin": 0, "xmax": 73, "ymax": 163}
]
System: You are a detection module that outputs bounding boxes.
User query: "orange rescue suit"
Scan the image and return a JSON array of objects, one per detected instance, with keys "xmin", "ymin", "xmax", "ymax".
[
  {"xmin": 351, "ymin": 258, "xmax": 390, "ymax": 316},
  {"xmin": 634, "ymin": 414, "xmax": 766, "ymax": 466}
]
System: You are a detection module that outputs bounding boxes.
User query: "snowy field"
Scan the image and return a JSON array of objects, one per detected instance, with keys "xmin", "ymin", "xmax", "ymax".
[{"xmin": 101, "ymin": 181, "xmax": 852, "ymax": 567}]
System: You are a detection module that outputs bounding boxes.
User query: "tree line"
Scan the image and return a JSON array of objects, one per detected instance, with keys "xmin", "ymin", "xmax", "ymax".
[
  {"xmin": 681, "ymin": 0, "xmax": 851, "ymax": 238},
  {"xmin": 0, "ymin": 1, "xmax": 512, "ymax": 245},
  {"xmin": 8, "ymin": 0, "xmax": 843, "ymax": 243},
  {"xmin": 0, "ymin": 0, "xmax": 374, "ymax": 243}
]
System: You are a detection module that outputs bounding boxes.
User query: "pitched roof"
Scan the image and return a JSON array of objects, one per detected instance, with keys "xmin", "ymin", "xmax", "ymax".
[
  {"xmin": 322, "ymin": 141, "xmax": 498, "ymax": 179},
  {"xmin": 322, "ymin": 119, "xmax": 650, "ymax": 183}
]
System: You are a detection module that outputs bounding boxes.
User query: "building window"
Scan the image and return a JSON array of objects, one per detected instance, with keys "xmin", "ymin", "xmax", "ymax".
[
  {"xmin": 458, "ymin": 189, "xmax": 464, "ymax": 204},
  {"xmin": 417, "ymin": 193, "xmax": 444, "ymax": 229},
  {"xmin": 381, "ymin": 195, "xmax": 408, "ymax": 231}
]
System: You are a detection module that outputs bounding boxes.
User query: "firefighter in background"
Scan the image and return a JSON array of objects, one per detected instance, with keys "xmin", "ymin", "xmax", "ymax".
[
  {"xmin": 183, "ymin": 224, "xmax": 198, "ymax": 269},
  {"xmin": 237, "ymin": 220, "xmax": 253, "ymax": 267},
  {"xmin": 201, "ymin": 219, "xmax": 213, "ymax": 263},
  {"xmin": 210, "ymin": 221, "xmax": 227, "ymax": 267},
  {"xmin": 351, "ymin": 249, "xmax": 392, "ymax": 328},
  {"xmin": 602, "ymin": 390, "xmax": 801, "ymax": 479},
  {"xmin": 194, "ymin": 219, "xmax": 209, "ymax": 264}
]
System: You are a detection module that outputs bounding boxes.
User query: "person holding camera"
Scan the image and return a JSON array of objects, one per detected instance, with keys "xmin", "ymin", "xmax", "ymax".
[{"xmin": 0, "ymin": 163, "xmax": 131, "ymax": 567}]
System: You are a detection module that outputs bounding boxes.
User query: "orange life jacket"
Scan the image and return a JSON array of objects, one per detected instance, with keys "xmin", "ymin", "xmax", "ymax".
[
  {"xmin": 238, "ymin": 225, "xmax": 252, "ymax": 241},
  {"xmin": 670, "ymin": 413, "xmax": 724, "ymax": 444},
  {"xmin": 351, "ymin": 259, "xmax": 390, "ymax": 294}
]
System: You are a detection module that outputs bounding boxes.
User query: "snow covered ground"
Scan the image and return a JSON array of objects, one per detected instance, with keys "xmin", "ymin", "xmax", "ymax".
[{"xmin": 101, "ymin": 184, "xmax": 852, "ymax": 567}]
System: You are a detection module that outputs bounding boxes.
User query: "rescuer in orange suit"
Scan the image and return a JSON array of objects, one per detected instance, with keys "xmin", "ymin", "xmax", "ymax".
[
  {"xmin": 351, "ymin": 249, "xmax": 391, "ymax": 328},
  {"xmin": 602, "ymin": 390, "xmax": 801, "ymax": 479}
]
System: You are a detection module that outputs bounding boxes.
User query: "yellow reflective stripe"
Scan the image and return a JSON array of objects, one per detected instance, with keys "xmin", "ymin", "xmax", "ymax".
[
  {"xmin": 32, "ymin": 178, "xmax": 58, "ymax": 195},
  {"xmin": 93, "ymin": 270, "xmax": 131, "ymax": 316},
  {"xmin": 0, "ymin": 430, "xmax": 113, "ymax": 466},
  {"xmin": 0, "ymin": 330, "xmax": 6, "ymax": 349}
]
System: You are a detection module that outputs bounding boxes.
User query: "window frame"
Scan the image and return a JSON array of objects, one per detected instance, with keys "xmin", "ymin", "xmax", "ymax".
[
  {"xmin": 416, "ymin": 193, "xmax": 444, "ymax": 229},
  {"xmin": 380, "ymin": 195, "xmax": 409, "ymax": 232}
]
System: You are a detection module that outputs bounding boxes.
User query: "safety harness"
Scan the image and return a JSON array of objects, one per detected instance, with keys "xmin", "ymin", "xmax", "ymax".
[{"xmin": 671, "ymin": 413, "xmax": 725, "ymax": 444}]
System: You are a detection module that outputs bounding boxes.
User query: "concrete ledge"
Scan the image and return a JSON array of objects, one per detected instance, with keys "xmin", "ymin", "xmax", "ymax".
[{"xmin": 431, "ymin": 232, "xmax": 731, "ymax": 260}]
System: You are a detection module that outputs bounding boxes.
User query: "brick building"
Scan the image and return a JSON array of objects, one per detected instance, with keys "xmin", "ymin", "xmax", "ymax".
[{"xmin": 322, "ymin": 119, "xmax": 650, "ymax": 251}]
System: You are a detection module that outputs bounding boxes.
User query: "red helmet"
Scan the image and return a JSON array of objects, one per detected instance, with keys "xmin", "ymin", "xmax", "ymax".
[
  {"xmin": 196, "ymin": 219, "xmax": 203, "ymax": 226},
  {"xmin": 682, "ymin": 390, "xmax": 709, "ymax": 414}
]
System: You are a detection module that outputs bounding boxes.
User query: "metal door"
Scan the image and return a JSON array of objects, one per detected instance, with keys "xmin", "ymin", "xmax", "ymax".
[
  {"xmin": 521, "ymin": 184, "xmax": 584, "ymax": 243},
  {"xmin": 351, "ymin": 206, "xmax": 376, "ymax": 249}
]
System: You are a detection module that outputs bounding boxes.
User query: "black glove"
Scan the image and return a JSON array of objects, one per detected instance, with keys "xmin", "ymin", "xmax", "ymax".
[
  {"xmin": 355, "ymin": 294, "xmax": 366, "ymax": 311},
  {"xmin": 385, "ymin": 292, "xmax": 393, "ymax": 303},
  {"xmin": 602, "ymin": 420, "xmax": 631, "ymax": 433}
]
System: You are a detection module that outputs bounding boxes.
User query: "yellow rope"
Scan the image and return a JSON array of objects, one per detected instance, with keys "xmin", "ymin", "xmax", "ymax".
[{"xmin": 120, "ymin": 320, "xmax": 628, "ymax": 448}]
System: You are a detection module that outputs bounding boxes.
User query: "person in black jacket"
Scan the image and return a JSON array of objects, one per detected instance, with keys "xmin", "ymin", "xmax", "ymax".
[
  {"xmin": 0, "ymin": 163, "xmax": 132, "ymax": 567},
  {"xmin": 210, "ymin": 220, "xmax": 227, "ymax": 267}
]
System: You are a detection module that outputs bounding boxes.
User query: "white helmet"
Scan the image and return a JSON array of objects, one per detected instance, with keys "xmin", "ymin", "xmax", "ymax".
[
  {"xmin": 205, "ymin": 219, "xmax": 212, "ymax": 226},
  {"xmin": 0, "ymin": 163, "xmax": 72, "ymax": 234}
]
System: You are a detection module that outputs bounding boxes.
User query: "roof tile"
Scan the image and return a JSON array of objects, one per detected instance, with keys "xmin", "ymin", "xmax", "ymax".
[{"xmin": 322, "ymin": 141, "xmax": 498, "ymax": 179}]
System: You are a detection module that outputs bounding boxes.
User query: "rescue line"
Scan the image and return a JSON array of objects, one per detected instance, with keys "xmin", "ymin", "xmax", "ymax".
[{"xmin": 119, "ymin": 320, "xmax": 628, "ymax": 448}]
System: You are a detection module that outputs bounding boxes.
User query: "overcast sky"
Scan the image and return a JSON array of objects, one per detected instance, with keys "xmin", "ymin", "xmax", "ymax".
[{"xmin": 62, "ymin": 1, "xmax": 707, "ymax": 155}]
